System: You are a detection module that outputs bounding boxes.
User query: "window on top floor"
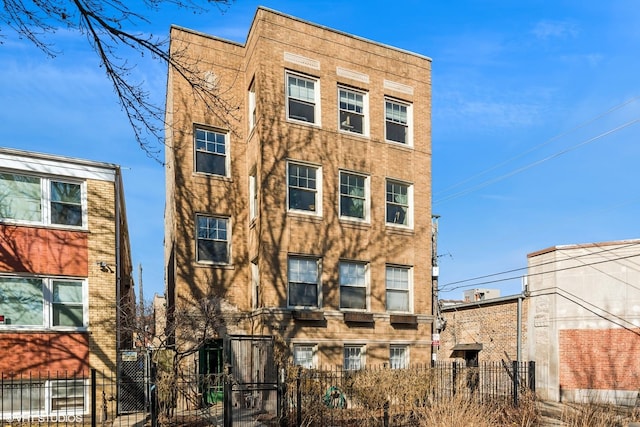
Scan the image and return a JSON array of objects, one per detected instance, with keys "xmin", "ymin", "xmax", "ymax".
[
  {"xmin": 194, "ymin": 127, "xmax": 229, "ymax": 177},
  {"xmin": 338, "ymin": 86, "xmax": 367, "ymax": 135},
  {"xmin": 248, "ymin": 79, "xmax": 256, "ymax": 131},
  {"xmin": 286, "ymin": 72, "xmax": 319, "ymax": 125},
  {"xmin": 0, "ymin": 172, "xmax": 86, "ymax": 228}
]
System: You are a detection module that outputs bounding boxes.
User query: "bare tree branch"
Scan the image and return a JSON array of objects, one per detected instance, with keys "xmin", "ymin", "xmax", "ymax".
[{"xmin": 0, "ymin": 0, "xmax": 235, "ymax": 163}]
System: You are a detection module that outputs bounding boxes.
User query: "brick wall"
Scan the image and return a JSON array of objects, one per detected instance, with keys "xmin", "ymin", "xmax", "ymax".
[
  {"xmin": 560, "ymin": 328, "xmax": 640, "ymax": 391},
  {"xmin": 439, "ymin": 297, "xmax": 528, "ymax": 363}
]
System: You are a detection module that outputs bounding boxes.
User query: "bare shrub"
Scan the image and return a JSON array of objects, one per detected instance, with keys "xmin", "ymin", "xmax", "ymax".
[{"xmin": 561, "ymin": 401, "xmax": 640, "ymax": 427}]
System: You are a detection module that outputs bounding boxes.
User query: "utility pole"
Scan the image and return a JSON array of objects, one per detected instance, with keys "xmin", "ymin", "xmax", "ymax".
[{"xmin": 431, "ymin": 215, "xmax": 440, "ymax": 365}]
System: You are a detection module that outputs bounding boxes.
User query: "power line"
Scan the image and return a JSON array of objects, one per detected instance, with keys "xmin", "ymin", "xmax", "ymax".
[
  {"xmin": 440, "ymin": 241, "xmax": 640, "ymax": 293},
  {"xmin": 434, "ymin": 117, "xmax": 640, "ymax": 205},
  {"xmin": 434, "ymin": 96, "xmax": 640, "ymax": 198},
  {"xmin": 439, "ymin": 240, "xmax": 640, "ymax": 290}
]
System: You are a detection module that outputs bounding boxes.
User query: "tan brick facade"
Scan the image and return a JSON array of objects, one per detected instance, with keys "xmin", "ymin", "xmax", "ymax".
[{"xmin": 165, "ymin": 8, "xmax": 433, "ymax": 368}]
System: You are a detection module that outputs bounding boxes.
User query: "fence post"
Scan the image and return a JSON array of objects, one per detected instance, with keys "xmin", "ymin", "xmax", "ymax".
[
  {"xmin": 512, "ymin": 361, "xmax": 519, "ymax": 406},
  {"xmin": 91, "ymin": 369, "xmax": 97, "ymax": 427},
  {"xmin": 452, "ymin": 362, "xmax": 458, "ymax": 396},
  {"xmin": 296, "ymin": 371, "xmax": 302, "ymax": 427},
  {"xmin": 224, "ymin": 365, "xmax": 233, "ymax": 427},
  {"xmin": 528, "ymin": 361, "xmax": 536, "ymax": 393},
  {"xmin": 383, "ymin": 401, "xmax": 389, "ymax": 427}
]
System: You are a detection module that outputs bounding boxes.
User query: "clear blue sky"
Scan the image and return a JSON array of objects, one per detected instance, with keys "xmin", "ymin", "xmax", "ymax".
[{"xmin": 1, "ymin": 1, "xmax": 638, "ymax": 300}]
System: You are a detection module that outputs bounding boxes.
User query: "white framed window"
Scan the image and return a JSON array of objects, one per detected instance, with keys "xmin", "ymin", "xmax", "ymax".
[
  {"xmin": 293, "ymin": 344, "xmax": 316, "ymax": 369},
  {"xmin": 390, "ymin": 345, "xmax": 408, "ymax": 369},
  {"xmin": 248, "ymin": 79, "xmax": 256, "ymax": 130},
  {"xmin": 194, "ymin": 127, "xmax": 229, "ymax": 177},
  {"xmin": 385, "ymin": 98, "xmax": 412, "ymax": 145},
  {"xmin": 249, "ymin": 171, "xmax": 258, "ymax": 221},
  {"xmin": 338, "ymin": 86, "xmax": 367, "ymax": 135},
  {"xmin": 49, "ymin": 379, "xmax": 87, "ymax": 414},
  {"xmin": 0, "ymin": 172, "xmax": 86, "ymax": 228},
  {"xmin": 287, "ymin": 162, "xmax": 322, "ymax": 215},
  {"xmin": 286, "ymin": 72, "xmax": 320, "ymax": 125},
  {"xmin": 0, "ymin": 379, "xmax": 87, "ymax": 417},
  {"xmin": 339, "ymin": 261, "xmax": 368, "ymax": 310},
  {"xmin": 339, "ymin": 171, "xmax": 368, "ymax": 221},
  {"xmin": 0, "ymin": 276, "xmax": 87, "ymax": 330},
  {"xmin": 344, "ymin": 345, "xmax": 364, "ymax": 371},
  {"xmin": 287, "ymin": 256, "xmax": 320, "ymax": 308},
  {"xmin": 196, "ymin": 215, "xmax": 230, "ymax": 264},
  {"xmin": 386, "ymin": 179, "xmax": 412, "ymax": 227},
  {"xmin": 386, "ymin": 266, "xmax": 411, "ymax": 313}
]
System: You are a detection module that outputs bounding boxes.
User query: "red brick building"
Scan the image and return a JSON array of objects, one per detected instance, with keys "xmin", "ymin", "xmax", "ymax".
[{"xmin": 0, "ymin": 148, "xmax": 134, "ymax": 417}]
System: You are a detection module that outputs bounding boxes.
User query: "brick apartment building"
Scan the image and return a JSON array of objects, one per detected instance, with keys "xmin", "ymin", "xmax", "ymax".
[
  {"xmin": 164, "ymin": 7, "xmax": 433, "ymax": 370},
  {"xmin": 0, "ymin": 148, "xmax": 134, "ymax": 417}
]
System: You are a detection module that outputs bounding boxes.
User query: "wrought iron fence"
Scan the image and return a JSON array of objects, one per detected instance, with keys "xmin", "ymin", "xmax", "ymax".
[
  {"xmin": 281, "ymin": 361, "xmax": 536, "ymax": 427},
  {"xmin": 1, "ymin": 361, "xmax": 535, "ymax": 426}
]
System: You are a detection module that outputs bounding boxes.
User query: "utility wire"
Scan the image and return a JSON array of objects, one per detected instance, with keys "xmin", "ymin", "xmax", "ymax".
[
  {"xmin": 439, "ymin": 240, "xmax": 640, "ymax": 290},
  {"xmin": 440, "ymin": 245, "xmax": 640, "ymax": 293},
  {"xmin": 434, "ymin": 96, "xmax": 640, "ymax": 198},
  {"xmin": 434, "ymin": 118, "xmax": 640, "ymax": 205}
]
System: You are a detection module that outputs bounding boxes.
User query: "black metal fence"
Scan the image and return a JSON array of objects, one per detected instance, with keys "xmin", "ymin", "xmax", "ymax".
[
  {"xmin": 282, "ymin": 361, "xmax": 536, "ymax": 427},
  {"xmin": 0, "ymin": 369, "xmax": 149, "ymax": 426},
  {"xmin": 1, "ymin": 361, "xmax": 535, "ymax": 426}
]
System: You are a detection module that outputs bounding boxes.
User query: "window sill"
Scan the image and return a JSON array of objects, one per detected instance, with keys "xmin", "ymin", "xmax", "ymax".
[
  {"xmin": 339, "ymin": 129, "xmax": 370, "ymax": 140},
  {"xmin": 287, "ymin": 211, "xmax": 323, "ymax": 222},
  {"xmin": 286, "ymin": 118, "xmax": 321, "ymax": 128},
  {"xmin": 385, "ymin": 225, "xmax": 414, "ymax": 236},
  {"xmin": 339, "ymin": 217, "xmax": 370, "ymax": 228},
  {"xmin": 385, "ymin": 140, "xmax": 414, "ymax": 150},
  {"xmin": 192, "ymin": 172, "xmax": 233, "ymax": 182},
  {"xmin": 194, "ymin": 262, "xmax": 235, "ymax": 270},
  {"xmin": 0, "ymin": 327, "xmax": 89, "ymax": 333}
]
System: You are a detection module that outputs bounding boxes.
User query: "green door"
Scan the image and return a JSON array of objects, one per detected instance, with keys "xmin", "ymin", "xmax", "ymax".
[{"xmin": 199, "ymin": 339, "xmax": 224, "ymax": 405}]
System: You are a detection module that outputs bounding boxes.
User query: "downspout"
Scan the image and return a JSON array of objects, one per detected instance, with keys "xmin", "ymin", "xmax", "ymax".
[{"xmin": 115, "ymin": 166, "xmax": 122, "ymax": 353}]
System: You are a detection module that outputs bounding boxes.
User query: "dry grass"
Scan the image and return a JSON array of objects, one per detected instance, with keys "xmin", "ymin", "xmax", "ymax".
[
  {"xmin": 561, "ymin": 401, "xmax": 640, "ymax": 427},
  {"xmin": 286, "ymin": 367, "xmax": 540, "ymax": 426}
]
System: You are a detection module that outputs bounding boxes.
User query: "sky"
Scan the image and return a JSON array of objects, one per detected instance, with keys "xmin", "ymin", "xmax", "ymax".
[{"xmin": 1, "ymin": 1, "xmax": 639, "ymax": 301}]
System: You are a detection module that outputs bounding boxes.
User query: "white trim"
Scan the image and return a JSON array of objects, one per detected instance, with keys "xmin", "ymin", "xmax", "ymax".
[
  {"xmin": 336, "ymin": 67, "xmax": 369, "ymax": 84},
  {"xmin": 385, "ymin": 178, "xmax": 413, "ymax": 229},
  {"xmin": 0, "ymin": 275, "xmax": 88, "ymax": 332},
  {"xmin": 284, "ymin": 52, "xmax": 320, "ymax": 70},
  {"xmin": 338, "ymin": 170, "xmax": 370, "ymax": 222},
  {"xmin": 383, "ymin": 79, "xmax": 414, "ymax": 96},
  {"xmin": 0, "ymin": 151, "xmax": 116, "ymax": 182},
  {"xmin": 337, "ymin": 86, "xmax": 369, "ymax": 137},
  {"xmin": 286, "ymin": 160, "xmax": 323, "ymax": 217},
  {"xmin": 285, "ymin": 70, "xmax": 321, "ymax": 126}
]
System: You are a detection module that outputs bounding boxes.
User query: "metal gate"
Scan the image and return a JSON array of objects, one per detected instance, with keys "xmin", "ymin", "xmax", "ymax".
[
  {"xmin": 118, "ymin": 350, "xmax": 149, "ymax": 414},
  {"xmin": 224, "ymin": 335, "xmax": 280, "ymax": 426}
]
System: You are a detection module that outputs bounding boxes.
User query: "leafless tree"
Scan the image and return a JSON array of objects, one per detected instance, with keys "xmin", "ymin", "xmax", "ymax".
[{"xmin": 0, "ymin": 0, "xmax": 235, "ymax": 162}]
